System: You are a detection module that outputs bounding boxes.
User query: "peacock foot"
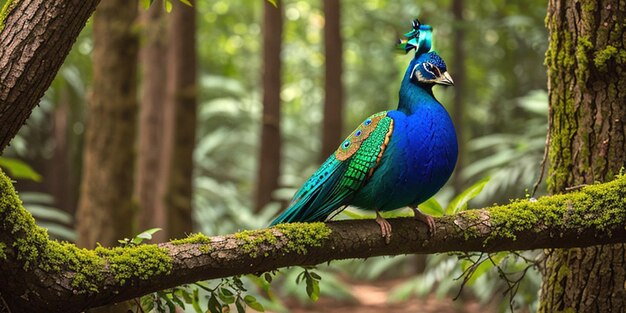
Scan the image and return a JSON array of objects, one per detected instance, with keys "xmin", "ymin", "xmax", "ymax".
[
  {"xmin": 411, "ymin": 206, "xmax": 436, "ymax": 237},
  {"xmin": 375, "ymin": 211, "xmax": 392, "ymax": 244}
]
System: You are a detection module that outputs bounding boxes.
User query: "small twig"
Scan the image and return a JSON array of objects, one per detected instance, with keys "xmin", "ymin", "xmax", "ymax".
[
  {"xmin": 453, "ymin": 252, "xmax": 487, "ymax": 300},
  {"xmin": 0, "ymin": 293, "xmax": 11, "ymax": 313},
  {"xmin": 133, "ymin": 297, "xmax": 145, "ymax": 313},
  {"xmin": 565, "ymin": 184, "xmax": 588, "ymax": 191}
]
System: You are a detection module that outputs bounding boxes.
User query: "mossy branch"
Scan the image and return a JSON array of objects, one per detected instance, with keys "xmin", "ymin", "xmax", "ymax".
[{"xmin": 1, "ymin": 170, "xmax": 626, "ymax": 312}]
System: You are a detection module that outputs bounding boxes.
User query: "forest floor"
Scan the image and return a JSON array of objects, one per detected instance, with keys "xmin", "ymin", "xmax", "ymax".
[{"xmin": 281, "ymin": 279, "xmax": 494, "ymax": 313}]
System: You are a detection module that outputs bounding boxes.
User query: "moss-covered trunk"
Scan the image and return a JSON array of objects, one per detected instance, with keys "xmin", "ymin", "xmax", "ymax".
[
  {"xmin": 75, "ymin": 0, "xmax": 139, "ymax": 248},
  {"xmin": 540, "ymin": 0, "xmax": 626, "ymax": 311}
]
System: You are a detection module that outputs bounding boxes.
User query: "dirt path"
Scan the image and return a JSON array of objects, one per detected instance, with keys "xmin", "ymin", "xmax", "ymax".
[{"xmin": 283, "ymin": 280, "xmax": 493, "ymax": 313}]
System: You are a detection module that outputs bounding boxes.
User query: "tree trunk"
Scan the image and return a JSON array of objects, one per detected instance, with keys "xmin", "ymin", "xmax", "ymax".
[
  {"xmin": 320, "ymin": 0, "xmax": 344, "ymax": 161},
  {"xmin": 0, "ymin": 0, "xmax": 100, "ymax": 152},
  {"xmin": 75, "ymin": 0, "xmax": 139, "ymax": 248},
  {"xmin": 163, "ymin": 0, "xmax": 197, "ymax": 238},
  {"xmin": 254, "ymin": 0, "xmax": 283, "ymax": 213},
  {"xmin": 451, "ymin": 0, "xmax": 465, "ymax": 193},
  {"xmin": 539, "ymin": 0, "xmax": 626, "ymax": 311},
  {"xmin": 137, "ymin": 1, "xmax": 168, "ymax": 243}
]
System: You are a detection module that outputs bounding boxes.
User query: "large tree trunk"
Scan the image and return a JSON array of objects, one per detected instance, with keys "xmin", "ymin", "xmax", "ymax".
[
  {"xmin": 75, "ymin": 0, "xmax": 139, "ymax": 248},
  {"xmin": 0, "ymin": 0, "xmax": 100, "ymax": 152},
  {"xmin": 162, "ymin": 0, "xmax": 197, "ymax": 237},
  {"xmin": 254, "ymin": 0, "xmax": 283, "ymax": 213},
  {"xmin": 539, "ymin": 0, "xmax": 626, "ymax": 311},
  {"xmin": 320, "ymin": 0, "xmax": 344, "ymax": 161},
  {"xmin": 137, "ymin": 1, "xmax": 168, "ymax": 243}
]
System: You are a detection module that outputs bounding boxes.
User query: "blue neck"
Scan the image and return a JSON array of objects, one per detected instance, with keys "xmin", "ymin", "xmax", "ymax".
[{"xmin": 397, "ymin": 68, "xmax": 437, "ymax": 115}]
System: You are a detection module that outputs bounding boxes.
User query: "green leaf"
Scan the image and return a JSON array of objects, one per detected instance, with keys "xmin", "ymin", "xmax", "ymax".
[
  {"xmin": 178, "ymin": 0, "xmax": 192, "ymax": 6},
  {"xmin": 192, "ymin": 289, "xmax": 203, "ymax": 313},
  {"xmin": 446, "ymin": 176, "xmax": 490, "ymax": 215},
  {"xmin": 305, "ymin": 276, "xmax": 320, "ymax": 302},
  {"xmin": 170, "ymin": 292, "xmax": 186, "ymax": 309},
  {"xmin": 0, "ymin": 157, "xmax": 41, "ymax": 181},
  {"xmin": 208, "ymin": 295, "xmax": 221, "ymax": 313},
  {"xmin": 141, "ymin": 0, "xmax": 153, "ymax": 9},
  {"xmin": 179, "ymin": 288, "xmax": 193, "ymax": 303},
  {"xmin": 218, "ymin": 288, "xmax": 235, "ymax": 304},
  {"xmin": 418, "ymin": 197, "xmax": 444, "ymax": 217},
  {"xmin": 235, "ymin": 298, "xmax": 246, "ymax": 313},
  {"xmin": 309, "ymin": 271, "xmax": 321, "ymax": 280},
  {"xmin": 243, "ymin": 295, "xmax": 265, "ymax": 312},
  {"xmin": 267, "ymin": 0, "xmax": 277, "ymax": 8},
  {"xmin": 164, "ymin": 0, "xmax": 173, "ymax": 12},
  {"xmin": 131, "ymin": 227, "xmax": 162, "ymax": 245}
]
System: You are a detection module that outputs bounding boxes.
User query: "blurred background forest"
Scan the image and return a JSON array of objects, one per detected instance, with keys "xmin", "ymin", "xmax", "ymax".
[{"xmin": 0, "ymin": 0, "xmax": 549, "ymax": 311}]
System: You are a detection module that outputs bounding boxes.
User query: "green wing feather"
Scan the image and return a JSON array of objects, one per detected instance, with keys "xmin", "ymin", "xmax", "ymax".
[{"xmin": 270, "ymin": 112, "xmax": 393, "ymax": 225}]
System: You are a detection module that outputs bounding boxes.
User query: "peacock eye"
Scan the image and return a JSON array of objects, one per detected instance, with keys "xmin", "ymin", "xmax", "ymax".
[
  {"xmin": 423, "ymin": 63, "xmax": 436, "ymax": 76},
  {"xmin": 355, "ymin": 130, "xmax": 362, "ymax": 137},
  {"xmin": 364, "ymin": 119, "xmax": 372, "ymax": 126},
  {"xmin": 342, "ymin": 140, "xmax": 351, "ymax": 148}
]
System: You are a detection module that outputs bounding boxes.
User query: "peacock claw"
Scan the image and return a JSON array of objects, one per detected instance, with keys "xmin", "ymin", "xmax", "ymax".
[
  {"xmin": 375, "ymin": 211, "xmax": 392, "ymax": 244},
  {"xmin": 411, "ymin": 207, "xmax": 436, "ymax": 237}
]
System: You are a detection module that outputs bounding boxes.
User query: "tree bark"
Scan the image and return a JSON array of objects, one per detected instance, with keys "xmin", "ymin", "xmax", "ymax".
[
  {"xmin": 137, "ymin": 1, "xmax": 168, "ymax": 243},
  {"xmin": 1, "ymin": 169, "xmax": 626, "ymax": 312},
  {"xmin": 163, "ymin": 0, "xmax": 197, "ymax": 238},
  {"xmin": 254, "ymin": 0, "xmax": 283, "ymax": 213},
  {"xmin": 0, "ymin": 0, "xmax": 100, "ymax": 152},
  {"xmin": 75, "ymin": 0, "xmax": 139, "ymax": 248},
  {"xmin": 539, "ymin": 0, "xmax": 626, "ymax": 311},
  {"xmin": 320, "ymin": 0, "xmax": 344, "ymax": 162}
]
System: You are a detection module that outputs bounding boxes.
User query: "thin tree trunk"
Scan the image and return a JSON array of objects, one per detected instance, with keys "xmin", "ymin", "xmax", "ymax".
[
  {"xmin": 163, "ymin": 0, "xmax": 197, "ymax": 238},
  {"xmin": 137, "ymin": 1, "xmax": 168, "ymax": 243},
  {"xmin": 451, "ymin": 0, "xmax": 465, "ymax": 193},
  {"xmin": 539, "ymin": 0, "xmax": 626, "ymax": 311},
  {"xmin": 76, "ymin": 0, "xmax": 139, "ymax": 248},
  {"xmin": 255, "ymin": 0, "xmax": 283, "ymax": 213},
  {"xmin": 320, "ymin": 0, "xmax": 344, "ymax": 161}
]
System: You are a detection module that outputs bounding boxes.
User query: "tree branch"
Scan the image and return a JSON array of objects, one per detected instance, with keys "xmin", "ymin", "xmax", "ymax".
[
  {"xmin": 0, "ymin": 0, "xmax": 100, "ymax": 151},
  {"xmin": 1, "ymin": 170, "xmax": 626, "ymax": 311}
]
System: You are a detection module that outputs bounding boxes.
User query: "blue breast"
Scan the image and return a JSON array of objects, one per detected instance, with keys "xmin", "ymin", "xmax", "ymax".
[{"xmin": 350, "ymin": 98, "xmax": 458, "ymax": 211}]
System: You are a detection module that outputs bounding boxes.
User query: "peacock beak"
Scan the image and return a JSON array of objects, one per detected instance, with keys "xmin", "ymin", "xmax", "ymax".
[{"xmin": 436, "ymin": 71, "xmax": 454, "ymax": 86}]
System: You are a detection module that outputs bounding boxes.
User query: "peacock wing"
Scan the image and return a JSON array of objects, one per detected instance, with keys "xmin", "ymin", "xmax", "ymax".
[{"xmin": 270, "ymin": 112, "xmax": 394, "ymax": 225}]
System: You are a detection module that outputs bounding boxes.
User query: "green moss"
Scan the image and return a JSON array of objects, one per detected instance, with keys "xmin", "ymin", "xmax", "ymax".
[
  {"xmin": 170, "ymin": 232, "xmax": 213, "ymax": 253},
  {"xmin": 234, "ymin": 229, "xmax": 278, "ymax": 258},
  {"xmin": 0, "ymin": 169, "xmax": 173, "ymax": 293},
  {"xmin": 0, "ymin": 0, "xmax": 16, "ymax": 32},
  {"xmin": 0, "ymin": 242, "xmax": 6, "ymax": 260},
  {"xmin": 275, "ymin": 222, "xmax": 332, "ymax": 255},
  {"xmin": 95, "ymin": 244, "xmax": 172, "ymax": 285},
  {"xmin": 486, "ymin": 174, "xmax": 626, "ymax": 242},
  {"xmin": 594, "ymin": 46, "xmax": 618, "ymax": 70},
  {"xmin": 231, "ymin": 222, "xmax": 332, "ymax": 258},
  {"xmin": 170, "ymin": 232, "xmax": 212, "ymax": 245}
]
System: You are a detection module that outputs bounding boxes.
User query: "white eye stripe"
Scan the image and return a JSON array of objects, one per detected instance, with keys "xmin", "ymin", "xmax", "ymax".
[
  {"xmin": 410, "ymin": 64, "xmax": 419, "ymax": 79},
  {"xmin": 422, "ymin": 63, "xmax": 436, "ymax": 77}
]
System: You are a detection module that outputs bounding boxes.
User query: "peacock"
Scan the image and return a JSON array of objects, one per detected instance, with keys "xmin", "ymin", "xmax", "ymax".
[{"xmin": 270, "ymin": 19, "xmax": 457, "ymax": 243}]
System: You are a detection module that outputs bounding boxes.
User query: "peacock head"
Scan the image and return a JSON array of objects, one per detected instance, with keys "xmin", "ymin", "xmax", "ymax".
[{"xmin": 409, "ymin": 51, "xmax": 454, "ymax": 86}]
